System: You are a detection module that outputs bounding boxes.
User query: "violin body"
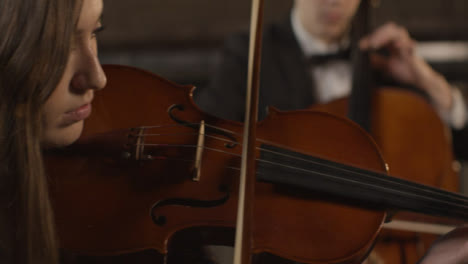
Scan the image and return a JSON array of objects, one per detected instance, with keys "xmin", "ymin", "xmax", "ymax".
[{"xmin": 47, "ymin": 65, "xmax": 391, "ymax": 263}]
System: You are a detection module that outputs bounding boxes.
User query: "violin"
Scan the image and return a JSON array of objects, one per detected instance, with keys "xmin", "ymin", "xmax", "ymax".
[{"xmin": 46, "ymin": 64, "xmax": 468, "ymax": 264}]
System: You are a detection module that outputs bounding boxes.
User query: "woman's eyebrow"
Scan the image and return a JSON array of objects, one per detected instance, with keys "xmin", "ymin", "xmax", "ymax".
[{"xmin": 75, "ymin": 6, "xmax": 104, "ymax": 34}]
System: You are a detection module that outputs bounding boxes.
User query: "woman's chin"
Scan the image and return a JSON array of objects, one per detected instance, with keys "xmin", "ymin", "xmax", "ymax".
[{"xmin": 42, "ymin": 121, "xmax": 84, "ymax": 149}]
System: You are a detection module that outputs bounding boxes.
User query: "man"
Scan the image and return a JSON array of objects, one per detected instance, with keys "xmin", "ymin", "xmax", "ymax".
[{"xmin": 195, "ymin": 0, "xmax": 466, "ymax": 130}]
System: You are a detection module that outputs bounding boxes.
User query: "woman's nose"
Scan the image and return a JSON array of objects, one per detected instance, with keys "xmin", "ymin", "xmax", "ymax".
[
  {"xmin": 88, "ymin": 56, "xmax": 107, "ymax": 91},
  {"xmin": 71, "ymin": 52, "xmax": 107, "ymax": 93}
]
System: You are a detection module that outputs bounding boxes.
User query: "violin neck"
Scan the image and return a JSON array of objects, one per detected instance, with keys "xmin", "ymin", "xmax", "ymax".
[{"xmin": 257, "ymin": 144, "xmax": 468, "ymax": 220}]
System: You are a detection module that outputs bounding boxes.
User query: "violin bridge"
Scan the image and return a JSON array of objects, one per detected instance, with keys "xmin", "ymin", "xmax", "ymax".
[
  {"xmin": 193, "ymin": 120, "xmax": 205, "ymax": 182},
  {"xmin": 135, "ymin": 127, "xmax": 146, "ymax": 161}
]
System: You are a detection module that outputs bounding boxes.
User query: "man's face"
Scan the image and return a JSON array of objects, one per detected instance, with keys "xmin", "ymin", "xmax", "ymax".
[{"xmin": 295, "ymin": 0, "xmax": 361, "ymax": 43}]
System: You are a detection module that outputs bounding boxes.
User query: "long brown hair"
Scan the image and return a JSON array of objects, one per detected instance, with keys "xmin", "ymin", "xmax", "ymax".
[{"xmin": 0, "ymin": 0, "xmax": 82, "ymax": 263}]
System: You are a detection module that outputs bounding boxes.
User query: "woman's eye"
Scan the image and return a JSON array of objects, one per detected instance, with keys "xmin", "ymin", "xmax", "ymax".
[{"xmin": 92, "ymin": 25, "xmax": 105, "ymax": 37}]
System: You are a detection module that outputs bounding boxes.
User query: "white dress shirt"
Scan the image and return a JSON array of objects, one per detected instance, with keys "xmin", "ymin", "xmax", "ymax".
[{"xmin": 291, "ymin": 7, "xmax": 467, "ymax": 129}]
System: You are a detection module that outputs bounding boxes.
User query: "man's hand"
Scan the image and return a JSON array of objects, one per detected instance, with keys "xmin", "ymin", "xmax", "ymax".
[
  {"xmin": 360, "ymin": 22, "xmax": 453, "ymax": 112},
  {"xmin": 418, "ymin": 225, "xmax": 468, "ymax": 264}
]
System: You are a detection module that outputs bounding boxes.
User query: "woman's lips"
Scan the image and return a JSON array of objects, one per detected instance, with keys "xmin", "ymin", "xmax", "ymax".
[{"xmin": 63, "ymin": 103, "xmax": 92, "ymax": 123}]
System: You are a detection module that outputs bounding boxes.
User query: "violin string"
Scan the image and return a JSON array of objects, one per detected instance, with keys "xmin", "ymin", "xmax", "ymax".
[
  {"xmin": 134, "ymin": 126, "xmax": 468, "ymax": 203},
  {"xmin": 139, "ymin": 132, "xmax": 205, "ymax": 137},
  {"xmin": 135, "ymin": 145, "xmax": 468, "ymax": 217},
  {"xmin": 133, "ymin": 140, "xmax": 468, "ymax": 213},
  {"xmin": 140, "ymin": 143, "xmax": 242, "ymax": 157},
  {"xmin": 136, "ymin": 124, "xmax": 200, "ymax": 129},
  {"xmin": 255, "ymin": 155, "xmax": 468, "ymax": 213},
  {"xmin": 129, "ymin": 124, "xmax": 468, "ymax": 208},
  {"xmin": 144, "ymin": 160, "xmax": 468, "ymax": 220},
  {"xmin": 132, "ymin": 122, "xmax": 303, "ymax": 147},
  {"xmin": 134, "ymin": 130, "xmax": 462, "ymax": 200},
  {"xmin": 140, "ymin": 132, "xmax": 241, "ymax": 147},
  {"xmin": 164, "ymin": 124, "xmax": 464, "ymax": 197},
  {"xmin": 137, "ymin": 123, "xmax": 241, "ymax": 139},
  {"xmin": 258, "ymin": 146, "xmax": 468, "ymax": 201}
]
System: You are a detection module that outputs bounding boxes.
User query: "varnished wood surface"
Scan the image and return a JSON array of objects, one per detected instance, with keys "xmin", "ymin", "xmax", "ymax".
[{"xmin": 47, "ymin": 65, "xmax": 391, "ymax": 263}]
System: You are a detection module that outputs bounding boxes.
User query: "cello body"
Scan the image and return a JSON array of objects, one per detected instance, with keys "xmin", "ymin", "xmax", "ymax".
[{"xmin": 310, "ymin": 88, "xmax": 459, "ymax": 263}]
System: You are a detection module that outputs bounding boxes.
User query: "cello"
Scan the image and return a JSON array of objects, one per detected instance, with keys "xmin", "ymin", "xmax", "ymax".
[{"xmin": 309, "ymin": 1, "xmax": 459, "ymax": 263}]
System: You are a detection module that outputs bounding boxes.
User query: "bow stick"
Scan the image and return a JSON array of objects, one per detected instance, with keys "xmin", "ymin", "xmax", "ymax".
[{"xmin": 233, "ymin": 0, "xmax": 265, "ymax": 263}]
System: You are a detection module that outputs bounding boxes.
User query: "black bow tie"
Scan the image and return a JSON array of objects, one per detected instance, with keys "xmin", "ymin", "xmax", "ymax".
[{"xmin": 307, "ymin": 48, "xmax": 351, "ymax": 66}]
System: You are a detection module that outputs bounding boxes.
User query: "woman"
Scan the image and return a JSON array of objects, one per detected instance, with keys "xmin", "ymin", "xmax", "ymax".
[{"xmin": 0, "ymin": 0, "xmax": 106, "ymax": 263}]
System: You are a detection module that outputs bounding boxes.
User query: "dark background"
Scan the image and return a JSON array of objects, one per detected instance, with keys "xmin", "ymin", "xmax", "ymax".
[{"xmin": 98, "ymin": 0, "xmax": 468, "ymax": 87}]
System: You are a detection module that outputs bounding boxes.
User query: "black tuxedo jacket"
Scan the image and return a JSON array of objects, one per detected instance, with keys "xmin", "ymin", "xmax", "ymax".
[{"xmin": 194, "ymin": 19, "xmax": 316, "ymax": 122}]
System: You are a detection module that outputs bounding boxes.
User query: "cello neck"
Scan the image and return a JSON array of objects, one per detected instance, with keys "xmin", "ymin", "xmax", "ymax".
[{"xmin": 348, "ymin": 0, "xmax": 373, "ymax": 131}]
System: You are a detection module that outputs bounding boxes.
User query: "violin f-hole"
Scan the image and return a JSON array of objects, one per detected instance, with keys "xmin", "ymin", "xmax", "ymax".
[{"xmin": 150, "ymin": 189, "xmax": 230, "ymax": 226}]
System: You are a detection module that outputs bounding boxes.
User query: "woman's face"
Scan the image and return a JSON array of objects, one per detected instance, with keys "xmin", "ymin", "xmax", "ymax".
[
  {"xmin": 295, "ymin": 0, "xmax": 361, "ymax": 44},
  {"xmin": 41, "ymin": 0, "xmax": 107, "ymax": 148}
]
